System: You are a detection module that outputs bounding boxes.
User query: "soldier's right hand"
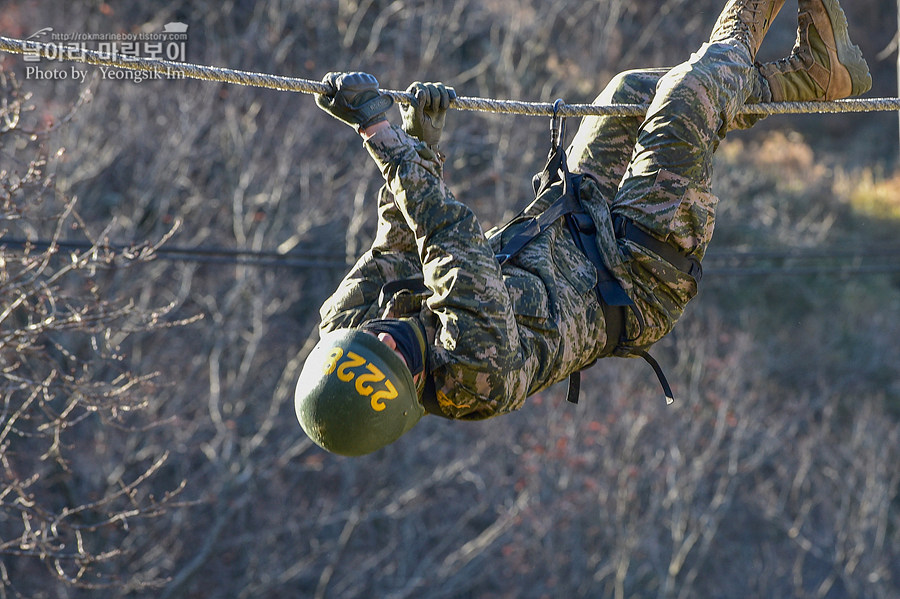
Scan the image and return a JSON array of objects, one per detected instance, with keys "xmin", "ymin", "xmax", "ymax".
[
  {"xmin": 400, "ymin": 81, "xmax": 456, "ymax": 147},
  {"xmin": 315, "ymin": 72, "xmax": 394, "ymax": 130}
]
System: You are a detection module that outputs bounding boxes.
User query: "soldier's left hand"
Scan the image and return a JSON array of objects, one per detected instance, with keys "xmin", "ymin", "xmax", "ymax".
[{"xmin": 400, "ymin": 81, "xmax": 456, "ymax": 147}]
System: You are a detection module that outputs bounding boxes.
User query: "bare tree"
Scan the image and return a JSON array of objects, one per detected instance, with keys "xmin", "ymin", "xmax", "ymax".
[{"xmin": 0, "ymin": 69, "xmax": 189, "ymax": 596}]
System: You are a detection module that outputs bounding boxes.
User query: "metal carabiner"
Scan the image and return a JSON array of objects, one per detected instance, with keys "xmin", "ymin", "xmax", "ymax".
[{"xmin": 550, "ymin": 98, "xmax": 565, "ymax": 150}]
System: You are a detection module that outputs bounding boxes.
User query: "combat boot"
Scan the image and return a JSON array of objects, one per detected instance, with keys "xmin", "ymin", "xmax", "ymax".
[
  {"xmin": 709, "ymin": 0, "xmax": 786, "ymax": 60},
  {"xmin": 760, "ymin": 0, "xmax": 871, "ymax": 101}
]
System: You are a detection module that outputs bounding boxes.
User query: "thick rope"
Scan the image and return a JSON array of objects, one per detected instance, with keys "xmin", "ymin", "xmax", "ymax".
[{"xmin": 2, "ymin": 34, "xmax": 899, "ymax": 117}]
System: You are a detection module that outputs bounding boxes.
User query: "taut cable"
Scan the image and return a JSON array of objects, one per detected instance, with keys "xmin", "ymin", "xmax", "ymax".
[{"xmin": 2, "ymin": 35, "xmax": 899, "ymax": 117}]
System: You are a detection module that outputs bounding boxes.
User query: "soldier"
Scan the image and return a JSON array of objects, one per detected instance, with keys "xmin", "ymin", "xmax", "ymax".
[{"xmin": 296, "ymin": 0, "xmax": 871, "ymax": 456}]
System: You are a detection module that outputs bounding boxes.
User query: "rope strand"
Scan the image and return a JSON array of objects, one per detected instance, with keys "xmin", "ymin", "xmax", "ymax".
[{"xmin": 2, "ymin": 34, "xmax": 899, "ymax": 117}]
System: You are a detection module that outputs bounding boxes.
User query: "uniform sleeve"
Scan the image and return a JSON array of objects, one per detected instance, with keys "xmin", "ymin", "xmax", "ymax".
[
  {"xmin": 319, "ymin": 185, "xmax": 422, "ymax": 332},
  {"xmin": 363, "ymin": 125, "xmax": 533, "ymax": 418}
]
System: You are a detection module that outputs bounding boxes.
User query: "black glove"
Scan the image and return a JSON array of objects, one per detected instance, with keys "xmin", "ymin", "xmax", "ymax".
[
  {"xmin": 400, "ymin": 81, "xmax": 456, "ymax": 147},
  {"xmin": 315, "ymin": 72, "xmax": 394, "ymax": 130}
]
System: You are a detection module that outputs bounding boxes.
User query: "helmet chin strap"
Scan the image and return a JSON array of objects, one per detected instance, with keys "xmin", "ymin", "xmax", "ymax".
[
  {"xmin": 360, "ymin": 318, "xmax": 425, "ymax": 376},
  {"xmin": 373, "ymin": 331, "xmax": 408, "ymax": 367}
]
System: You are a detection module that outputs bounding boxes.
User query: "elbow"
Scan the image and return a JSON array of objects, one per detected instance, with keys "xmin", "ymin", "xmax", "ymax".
[{"xmin": 431, "ymin": 361, "xmax": 528, "ymax": 420}]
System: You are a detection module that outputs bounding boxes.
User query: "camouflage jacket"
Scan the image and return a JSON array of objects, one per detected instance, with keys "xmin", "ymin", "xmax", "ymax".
[{"xmin": 319, "ymin": 125, "xmax": 698, "ymax": 419}]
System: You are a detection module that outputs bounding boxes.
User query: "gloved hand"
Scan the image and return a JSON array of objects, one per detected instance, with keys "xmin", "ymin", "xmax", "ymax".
[
  {"xmin": 315, "ymin": 72, "xmax": 394, "ymax": 130},
  {"xmin": 400, "ymin": 81, "xmax": 457, "ymax": 147}
]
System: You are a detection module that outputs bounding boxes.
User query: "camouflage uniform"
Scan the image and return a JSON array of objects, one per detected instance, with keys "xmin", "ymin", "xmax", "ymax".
[{"xmin": 319, "ymin": 41, "xmax": 759, "ymax": 419}]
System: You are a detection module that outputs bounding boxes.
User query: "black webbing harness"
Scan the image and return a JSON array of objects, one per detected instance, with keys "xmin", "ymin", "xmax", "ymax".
[
  {"xmin": 379, "ymin": 102, "xmax": 700, "ymax": 412},
  {"xmin": 491, "ymin": 100, "xmax": 701, "ymax": 407}
]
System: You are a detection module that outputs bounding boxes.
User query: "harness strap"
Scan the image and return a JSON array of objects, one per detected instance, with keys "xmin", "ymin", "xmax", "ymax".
[
  {"xmin": 492, "ymin": 111, "xmax": 649, "ymax": 406},
  {"xmin": 377, "ymin": 277, "xmax": 430, "ymax": 306},
  {"xmin": 632, "ymin": 349, "xmax": 676, "ymax": 405},
  {"xmin": 495, "ymin": 190, "xmax": 579, "ymax": 266},
  {"xmin": 614, "ymin": 215, "xmax": 703, "ymax": 282},
  {"xmin": 565, "ymin": 285, "xmax": 627, "ymax": 404},
  {"xmin": 500, "ymin": 105, "xmax": 693, "ymax": 407},
  {"xmin": 565, "ymin": 210, "xmax": 634, "ymax": 308}
]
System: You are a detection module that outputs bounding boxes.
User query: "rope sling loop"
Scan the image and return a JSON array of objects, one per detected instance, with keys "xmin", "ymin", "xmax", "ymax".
[{"xmin": 3, "ymin": 35, "xmax": 900, "ymax": 118}]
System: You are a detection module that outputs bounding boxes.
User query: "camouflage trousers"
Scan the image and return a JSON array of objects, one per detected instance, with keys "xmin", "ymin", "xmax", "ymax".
[
  {"xmin": 569, "ymin": 40, "xmax": 761, "ymax": 260},
  {"xmin": 319, "ymin": 41, "xmax": 762, "ymax": 418}
]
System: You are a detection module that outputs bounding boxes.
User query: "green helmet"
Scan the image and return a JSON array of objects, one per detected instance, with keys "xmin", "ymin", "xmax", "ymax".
[{"xmin": 295, "ymin": 328, "xmax": 425, "ymax": 456}]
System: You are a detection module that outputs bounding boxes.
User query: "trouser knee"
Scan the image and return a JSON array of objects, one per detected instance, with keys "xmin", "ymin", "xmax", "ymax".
[
  {"xmin": 654, "ymin": 41, "xmax": 755, "ymax": 111},
  {"xmin": 597, "ymin": 68, "xmax": 667, "ymax": 106}
]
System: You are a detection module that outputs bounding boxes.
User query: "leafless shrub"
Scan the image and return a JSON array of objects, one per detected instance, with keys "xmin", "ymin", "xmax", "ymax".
[{"xmin": 0, "ymin": 68, "xmax": 190, "ymax": 596}]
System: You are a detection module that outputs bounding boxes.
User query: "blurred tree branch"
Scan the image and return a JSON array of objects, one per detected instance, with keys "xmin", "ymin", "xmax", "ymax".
[{"xmin": 1, "ymin": 68, "xmax": 192, "ymax": 594}]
